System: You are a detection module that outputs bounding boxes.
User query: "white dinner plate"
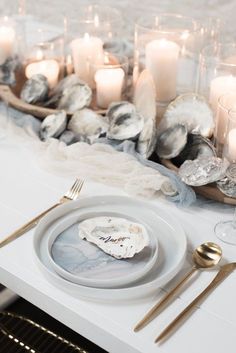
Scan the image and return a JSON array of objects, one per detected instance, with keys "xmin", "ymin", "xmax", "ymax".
[
  {"xmin": 33, "ymin": 195, "xmax": 187, "ymax": 302},
  {"xmin": 46, "ymin": 209, "xmax": 159, "ymax": 288}
]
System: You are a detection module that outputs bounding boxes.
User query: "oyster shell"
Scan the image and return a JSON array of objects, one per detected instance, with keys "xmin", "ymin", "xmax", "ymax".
[
  {"xmin": 58, "ymin": 80, "xmax": 92, "ymax": 114},
  {"xmin": 68, "ymin": 108, "xmax": 108, "ymax": 144},
  {"xmin": 46, "ymin": 74, "xmax": 82, "ymax": 106},
  {"xmin": 226, "ymin": 163, "xmax": 236, "ymax": 182},
  {"xmin": 40, "ymin": 110, "xmax": 67, "ymax": 141},
  {"xmin": 59, "ymin": 130, "xmax": 77, "ymax": 145},
  {"xmin": 0, "ymin": 56, "xmax": 18, "ymax": 85},
  {"xmin": 107, "ymin": 101, "xmax": 144, "ymax": 140},
  {"xmin": 137, "ymin": 118, "xmax": 157, "ymax": 158},
  {"xmin": 20, "ymin": 74, "xmax": 49, "ymax": 104},
  {"xmin": 0, "ymin": 47, "xmax": 7, "ymax": 66},
  {"xmin": 156, "ymin": 124, "xmax": 188, "ymax": 159},
  {"xmin": 160, "ymin": 93, "xmax": 214, "ymax": 138},
  {"xmin": 179, "ymin": 157, "xmax": 228, "ymax": 186},
  {"xmin": 176, "ymin": 134, "xmax": 216, "ymax": 164},
  {"xmin": 217, "ymin": 177, "xmax": 236, "ymax": 198},
  {"xmin": 52, "ymin": 74, "xmax": 81, "ymax": 97},
  {"xmin": 78, "ymin": 216, "xmax": 149, "ymax": 259},
  {"xmin": 218, "ymin": 163, "xmax": 236, "ymax": 197},
  {"xmin": 134, "ymin": 70, "xmax": 157, "ymax": 158}
]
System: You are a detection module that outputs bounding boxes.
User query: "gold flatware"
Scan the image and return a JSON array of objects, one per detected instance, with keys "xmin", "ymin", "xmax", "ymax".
[
  {"xmin": 155, "ymin": 262, "xmax": 236, "ymax": 343},
  {"xmin": 134, "ymin": 242, "xmax": 222, "ymax": 332},
  {"xmin": 0, "ymin": 178, "xmax": 84, "ymax": 248}
]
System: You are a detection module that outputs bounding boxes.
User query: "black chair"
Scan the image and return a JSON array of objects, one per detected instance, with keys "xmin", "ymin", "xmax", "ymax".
[{"xmin": 0, "ymin": 312, "xmax": 89, "ymax": 353}]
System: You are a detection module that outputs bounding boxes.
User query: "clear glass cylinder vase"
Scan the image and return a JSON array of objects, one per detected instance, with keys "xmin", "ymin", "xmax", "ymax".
[
  {"xmin": 215, "ymin": 92, "xmax": 236, "ymax": 156},
  {"xmin": 223, "ymin": 108, "xmax": 236, "ymax": 163},
  {"xmin": 16, "ymin": 25, "xmax": 65, "ymax": 95},
  {"xmin": 66, "ymin": 4, "xmax": 123, "ymax": 87},
  {"xmin": 198, "ymin": 43, "xmax": 236, "ymax": 115},
  {"xmin": 134, "ymin": 13, "xmax": 202, "ymax": 115},
  {"xmin": 0, "ymin": 15, "xmax": 24, "ymax": 87}
]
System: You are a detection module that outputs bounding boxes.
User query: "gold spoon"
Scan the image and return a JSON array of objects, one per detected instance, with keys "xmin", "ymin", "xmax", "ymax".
[
  {"xmin": 155, "ymin": 262, "xmax": 236, "ymax": 343},
  {"xmin": 134, "ymin": 242, "xmax": 222, "ymax": 332}
]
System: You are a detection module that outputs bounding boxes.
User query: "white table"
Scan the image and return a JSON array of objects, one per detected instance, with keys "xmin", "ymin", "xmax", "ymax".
[{"xmin": 0, "ymin": 135, "xmax": 236, "ymax": 353}]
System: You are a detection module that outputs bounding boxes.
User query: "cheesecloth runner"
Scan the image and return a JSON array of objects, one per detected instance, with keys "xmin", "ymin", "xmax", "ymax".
[{"xmin": 0, "ymin": 104, "xmax": 196, "ymax": 206}]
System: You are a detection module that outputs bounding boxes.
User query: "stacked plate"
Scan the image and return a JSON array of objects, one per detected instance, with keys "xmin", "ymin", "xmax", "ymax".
[{"xmin": 33, "ymin": 196, "xmax": 187, "ymax": 301}]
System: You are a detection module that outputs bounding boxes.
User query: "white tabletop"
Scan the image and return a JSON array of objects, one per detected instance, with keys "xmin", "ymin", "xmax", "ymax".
[{"xmin": 0, "ymin": 135, "xmax": 236, "ymax": 353}]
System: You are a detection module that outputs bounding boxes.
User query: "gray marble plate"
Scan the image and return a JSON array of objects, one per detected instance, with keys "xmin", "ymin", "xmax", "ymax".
[
  {"xmin": 34, "ymin": 196, "xmax": 187, "ymax": 301},
  {"xmin": 47, "ymin": 210, "xmax": 158, "ymax": 289}
]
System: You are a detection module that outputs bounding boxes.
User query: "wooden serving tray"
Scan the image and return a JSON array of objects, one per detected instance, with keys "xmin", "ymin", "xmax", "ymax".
[
  {"xmin": 0, "ymin": 85, "xmax": 106, "ymax": 119},
  {"xmin": 161, "ymin": 159, "xmax": 236, "ymax": 206}
]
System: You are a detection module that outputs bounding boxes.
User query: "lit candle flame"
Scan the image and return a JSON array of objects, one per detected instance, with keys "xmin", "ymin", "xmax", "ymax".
[
  {"xmin": 104, "ymin": 53, "xmax": 110, "ymax": 64},
  {"xmin": 36, "ymin": 49, "xmax": 43, "ymax": 61},
  {"xmin": 18, "ymin": 0, "xmax": 26, "ymax": 15},
  {"xmin": 84, "ymin": 32, "xmax": 90, "ymax": 41},
  {"xmin": 94, "ymin": 14, "xmax": 99, "ymax": 28},
  {"xmin": 180, "ymin": 31, "xmax": 190, "ymax": 40},
  {"xmin": 159, "ymin": 39, "xmax": 167, "ymax": 47}
]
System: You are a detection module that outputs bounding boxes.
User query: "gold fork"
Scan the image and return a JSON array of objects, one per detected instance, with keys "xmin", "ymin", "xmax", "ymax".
[{"xmin": 0, "ymin": 179, "xmax": 84, "ymax": 248}]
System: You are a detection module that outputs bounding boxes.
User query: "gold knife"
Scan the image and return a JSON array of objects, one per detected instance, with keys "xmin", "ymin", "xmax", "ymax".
[{"xmin": 155, "ymin": 262, "xmax": 236, "ymax": 343}]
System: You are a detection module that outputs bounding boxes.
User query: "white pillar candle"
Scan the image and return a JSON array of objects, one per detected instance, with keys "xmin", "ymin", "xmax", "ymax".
[
  {"xmin": 71, "ymin": 33, "xmax": 104, "ymax": 87},
  {"xmin": 209, "ymin": 75, "xmax": 236, "ymax": 113},
  {"xmin": 95, "ymin": 68, "xmax": 124, "ymax": 108},
  {"xmin": 228, "ymin": 128, "xmax": 236, "ymax": 161},
  {"xmin": 0, "ymin": 24, "xmax": 15, "ymax": 61},
  {"xmin": 145, "ymin": 39, "xmax": 180, "ymax": 102},
  {"xmin": 25, "ymin": 59, "xmax": 60, "ymax": 89}
]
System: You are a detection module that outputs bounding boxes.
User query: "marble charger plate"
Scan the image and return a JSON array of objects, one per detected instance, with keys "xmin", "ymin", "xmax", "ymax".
[
  {"xmin": 33, "ymin": 195, "xmax": 187, "ymax": 302},
  {"xmin": 46, "ymin": 210, "xmax": 159, "ymax": 289}
]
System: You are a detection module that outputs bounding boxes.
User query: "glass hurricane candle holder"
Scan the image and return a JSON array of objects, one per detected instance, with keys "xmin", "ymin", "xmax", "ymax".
[
  {"xmin": 198, "ymin": 42, "xmax": 236, "ymax": 115},
  {"xmin": 0, "ymin": 16, "xmax": 24, "ymax": 86},
  {"xmin": 20, "ymin": 26, "xmax": 65, "ymax": 90},
  {"xmin": 18, "ymin": 0, "xmax": 66, "ymax": 29},
  {"xmin": 222, "ymin": 109, "xmax": 236, "ymax": 163},
  {"xmin": 0, "ymin": 16, "xmax": 17, "ymax": 63},
  {"xmin": 134, "ymin": 13, "xmax": 202, "ymax": 115},
  {"xmin": 199, "ymin": 17, "xmax": 224, "ymax": 47},
  {"xmin": 215, "ymin": 109, "xmax": 236, "ymax": 245},
  {"xmin": 215, "ymin": 92, "xmax": 236, "ymax": 156},
  {"xmin": 0, "ymin": 0, "xmax": 20, "ymax": 15},
  {"xmin": 93, "ymin": 53, "xmax": 129, "ymax": 109},
  {"xmin": 66, "ymin": 4, "xmax": 123, "ymax": 87}
]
